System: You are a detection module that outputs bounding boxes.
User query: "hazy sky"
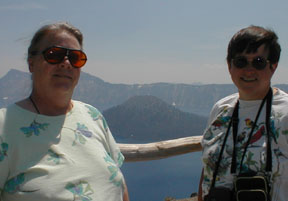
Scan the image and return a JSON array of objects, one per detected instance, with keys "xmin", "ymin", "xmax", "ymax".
[{"xmin": 1, "ymin": 0, "xmax": 288, "ymax": 84}]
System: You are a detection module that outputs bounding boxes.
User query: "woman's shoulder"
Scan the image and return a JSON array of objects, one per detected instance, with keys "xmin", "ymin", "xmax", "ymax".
[
  {"xmin": 207, "ymin": 93, "xmax": 238, "ymax": 124},
  {"xmin": 0, "ymin": 106, "xmax": 7, "ymax": 122},
  {"xmin": 72, "ymin": 100, "xmax": 103, "ymax": 118},
  {"xmin": 0, "ymin": 104, "xmax": 18, "ymax": 135},
  {"xmin": 73, "ymin": 100, "xmax": 100, "ymax": 111},
  {"xmin": 213, "ymin": 93, "xmax": 239, "ymax": 109},
  {"xmin": 0, "ymin": 103, "xmax": 24, "ymax": 115},
  {"xmin": 274, "ymin": 88, "xmax": 288, "ymax": 100},
  {"xmin": 272, "ymin": 88, "xmax": 288, "ymax": 108}
]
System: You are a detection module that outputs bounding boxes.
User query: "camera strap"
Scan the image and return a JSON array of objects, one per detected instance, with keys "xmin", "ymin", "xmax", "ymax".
[
  {"xmin": 209, "ymin": 88, "xmax": 273, "ymax": 191},
  {"xmin": 210, "ymin": 102, "xmax": 237, "ymax": 189}
]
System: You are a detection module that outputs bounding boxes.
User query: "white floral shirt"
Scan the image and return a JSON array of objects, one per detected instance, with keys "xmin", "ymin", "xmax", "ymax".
[
  {"xmin": 0, "ymin": 101, "xmax": 125, "ymax": 201},
  {"xmin": 201, "ymin": 88, "xmax": 288, "ymax": 201}
]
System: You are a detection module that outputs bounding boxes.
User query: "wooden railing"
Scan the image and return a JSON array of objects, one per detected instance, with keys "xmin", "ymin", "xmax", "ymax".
[
  {"xmin": 118, "ymin": 135, "xmax": 203, "ymax": 162},
  {"xmin": 118, "ymin": 136, "xmax": 202, "ymax": 201}
]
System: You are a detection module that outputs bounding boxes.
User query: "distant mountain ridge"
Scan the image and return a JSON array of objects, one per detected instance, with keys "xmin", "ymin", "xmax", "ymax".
[
  {"xmin": 0, "ymin": 69, "xmax": 31, "ymax": 107},
  {"xmin": 103, "ymin": 95, "xmax": 207, "ymax": 141},
  {"xmin": 0, "ymin": 69, "xmax": 237, "ymax": 116},
  {"xmin": 1, "ymin": 69, "xmax": 288, "ymax": 117}
]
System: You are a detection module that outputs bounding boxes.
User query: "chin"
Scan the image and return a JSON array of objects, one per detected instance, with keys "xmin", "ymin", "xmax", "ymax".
[{"xmin": 52, "ymin": 83, "xmax": 76, "ymax": 93}]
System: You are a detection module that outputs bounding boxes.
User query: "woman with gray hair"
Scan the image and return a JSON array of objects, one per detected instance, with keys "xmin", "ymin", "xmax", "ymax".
[{"xmin": 0, "ymin": 22, "xmax": 129, "ymax": 201}]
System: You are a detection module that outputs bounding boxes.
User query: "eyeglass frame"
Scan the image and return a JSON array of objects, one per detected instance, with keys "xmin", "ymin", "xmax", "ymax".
[
  {"xmin": 31, "ymin": 45, "xmax": 87, "ymax": 68},
  {"xmin": 231, "ymin": 56, "xmax": 270, "ymax": 70}
]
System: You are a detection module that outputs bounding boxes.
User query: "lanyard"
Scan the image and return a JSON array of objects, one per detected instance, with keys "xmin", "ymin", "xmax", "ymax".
[{"xmin": 209, "ymin": 88, "xmax": 273, "ymax": 189}]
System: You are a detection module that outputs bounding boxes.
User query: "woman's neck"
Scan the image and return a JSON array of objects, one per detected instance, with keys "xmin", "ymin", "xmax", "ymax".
[
  {"xmin": 28, "ymin": 92, "xmax": 73, "ymax": 116},
  {"xmin": 239, "ymin": 87, "xmax": 275, "ymax": 101}
]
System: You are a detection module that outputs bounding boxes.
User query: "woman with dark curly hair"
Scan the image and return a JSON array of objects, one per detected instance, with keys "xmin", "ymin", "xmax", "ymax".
[{"xmin": 199, "ymin": 25, "xmax": 287, "ymax": 201}]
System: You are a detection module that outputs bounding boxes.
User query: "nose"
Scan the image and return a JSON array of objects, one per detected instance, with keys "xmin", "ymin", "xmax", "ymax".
[
  {"xmin": 244, "ymin": 62, "xmax": 256, "ymax": 71},
  {"xmin": 59, "ymin": 56, "xmax": 72, "ymax": 68},
  {"xmin": 243, "ymin": 65, "xmax": 257, "ymax": 77}
]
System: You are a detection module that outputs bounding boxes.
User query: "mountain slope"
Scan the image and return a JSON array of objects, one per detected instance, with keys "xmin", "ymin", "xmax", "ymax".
[
  {"xmin": 0, "ymin": 69, "xmax": 31, "ymax": 107},
  {"xmin": 103, "ymin": 95, "xmax": 207, "ymax": 142}
]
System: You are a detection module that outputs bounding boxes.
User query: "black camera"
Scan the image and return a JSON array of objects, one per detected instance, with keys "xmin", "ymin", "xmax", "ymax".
[
  {"xmin": 204, "ymin": 175, "xmax": 270, "ymax": 201},
  {"xmin": 234, "ymin": 175, "xmax": 270, "ymax": 201}
]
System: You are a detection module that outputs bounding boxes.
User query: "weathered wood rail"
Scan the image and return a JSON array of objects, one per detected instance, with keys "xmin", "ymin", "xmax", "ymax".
[
  {"xmin": 118, "ymin": 136, "xmax": 202, "ymax": 200},
  {"xmin": 118, "ymin": 135, "xmax": 203, "ymax": 162}
]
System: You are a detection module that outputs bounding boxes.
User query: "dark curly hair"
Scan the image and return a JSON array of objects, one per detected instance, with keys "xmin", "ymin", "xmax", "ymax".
[{"xmin": 227, "ymin": 25, "xmax": 281, "ymax": 65}]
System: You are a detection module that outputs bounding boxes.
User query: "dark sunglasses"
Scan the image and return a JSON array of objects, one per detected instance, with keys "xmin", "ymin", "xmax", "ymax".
[
  {"xmin": 232, "ymin": 56, "xmax": 270, "ymax": 70},
  {"xmin": 42, "ymin": 46, "xmax": 87, "ymax": 68}
]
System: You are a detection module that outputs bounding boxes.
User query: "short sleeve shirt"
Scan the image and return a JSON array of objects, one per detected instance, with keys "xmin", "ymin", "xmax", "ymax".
[
  {"xmin": 0, "ymin": 100, "xmax": 125, "ymax": 201},
  {"xmin": 201, "ymin": 88, "xmax": 288, "ymax": 201}
]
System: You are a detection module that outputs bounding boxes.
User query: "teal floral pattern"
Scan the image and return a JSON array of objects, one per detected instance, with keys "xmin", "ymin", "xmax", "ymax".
[
  {"xmin": 20, "ymin": 120, "xmax": 49, "ymax": 137},
  {"xmin": 85, "ymin": 105, "xmax": 101, "ymax": 121},
  {"xmin": 86, "ymin": 105, "xmax": 109, "ymax": 131},
  {"xmin": 0, "ymin": 139, "xmax": 8, "ymax": 162},
  {"xmin": 104, "ymin": 152, "xmax": 123, "ymax": 187},
  {"xmin": 117, "ymin": 152, "xmax": 124, "ymax": 167},
  {"xmin": 4, "ymin": 173, "xmax": 25, "ymax": 193},
  {"xmin": 72, "ymin": 123, "xmax": 93, "ymax": 146},
  {"xmin": 102, "ymin": 117, "xmax": 109, "ymax": 131},
  {"xmin": 47, "ymin": 149, "xmax": 61, "ymax": 164},
  {"xmin": 65, "ymin": 180, "xmax": 94, "ymax": 201}
]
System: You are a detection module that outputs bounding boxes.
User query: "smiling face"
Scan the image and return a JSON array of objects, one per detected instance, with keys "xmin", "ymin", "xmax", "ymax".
[
  {"xmin": 28, "ymin": 31, "xmax": 81, "ymax": 99},
  {"xmin": 228, "ymin": 44, "xmax": 277, "ymax": 100}
]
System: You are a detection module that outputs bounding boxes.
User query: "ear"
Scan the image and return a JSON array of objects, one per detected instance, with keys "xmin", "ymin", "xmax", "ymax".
[
  {"xmin": 28, "ymin": 58, "xmax": 34, "ymax": 73},
  {"xmin": 270, "ymin": 62, "xmax": 278, "ymax": 73},
  {"xmin": 227, "ymin": 60, "xmax": 232, "ymax": 73}
]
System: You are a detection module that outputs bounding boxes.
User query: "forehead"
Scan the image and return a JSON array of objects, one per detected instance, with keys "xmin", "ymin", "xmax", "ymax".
[
  {"xmin": 37, "ymin": 31, "xmax": 81, "ymax": 51},
  {"xmin": 237, "ymin": 44, "xmax": 269, "ymax": 57}
]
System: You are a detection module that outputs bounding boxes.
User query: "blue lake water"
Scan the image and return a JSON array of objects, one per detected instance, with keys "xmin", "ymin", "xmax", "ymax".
[{"xmin": 121, "ymin": 151, "xmax": 202, "ymax": 201}]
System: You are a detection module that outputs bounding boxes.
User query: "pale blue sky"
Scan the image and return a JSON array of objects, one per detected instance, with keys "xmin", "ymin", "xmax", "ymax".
[{"xmin": 1, "ymin": 0, "xmax": 288, "ymax": 84}]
